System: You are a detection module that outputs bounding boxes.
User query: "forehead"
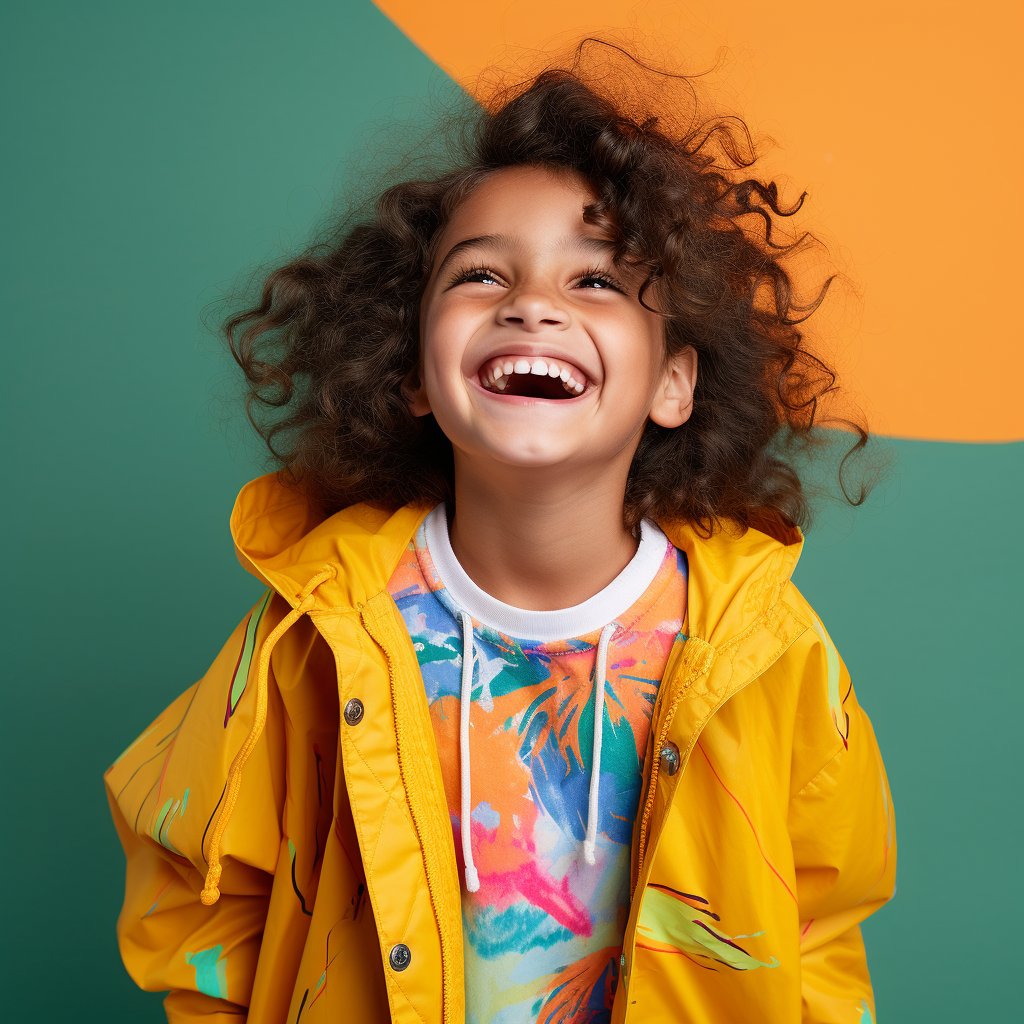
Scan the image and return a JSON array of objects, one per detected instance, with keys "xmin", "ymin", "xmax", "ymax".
[
  {"xmin": 440, "ymin": 165, "xmax": 603, "ymax": 241},
  {"xmin": 427, "ymin": 165, "xmax": 618, "ymax": 282}
]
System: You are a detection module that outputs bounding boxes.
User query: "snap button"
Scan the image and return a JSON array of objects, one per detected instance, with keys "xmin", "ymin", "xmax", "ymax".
[
  {"xmin": 343, "ymin": 698, "xmax": 364, "ymax": 726},
  {"xmin": 659, "ymin": 741, "xmax": 680, "ymax": 776},
  {"xmin": 389, "ymin": 943, "xmax": 411, "ymax": 972}
]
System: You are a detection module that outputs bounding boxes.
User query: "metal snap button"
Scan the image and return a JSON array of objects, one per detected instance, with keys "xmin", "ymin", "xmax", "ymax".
[
  {"xmin": 343, "ymin": 698, "xmax": 364, "ymax": 726},
  {"xmin": 389, "ymin": 943, "xmax": 411, "ymax": 971},
  {"xmin": 659, "ymin": 741, "xmax": 680, "ymax": 776}
]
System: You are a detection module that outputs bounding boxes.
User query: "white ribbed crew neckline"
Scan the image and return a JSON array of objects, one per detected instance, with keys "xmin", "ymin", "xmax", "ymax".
[{"xmin": 419, "ymin": 503, "xmax": 671, "ymax": 642}]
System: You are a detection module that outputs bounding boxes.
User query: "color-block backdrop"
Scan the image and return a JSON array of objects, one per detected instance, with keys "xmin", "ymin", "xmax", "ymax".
[{"xmin": 2, "ymin": 2, "xmax": 1020, "ymax": 1021}]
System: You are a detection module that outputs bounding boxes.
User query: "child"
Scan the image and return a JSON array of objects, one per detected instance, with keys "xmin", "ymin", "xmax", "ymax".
[{"xmin": 105, "ymin": 44, "xmax": 895, "ymax": 1024}]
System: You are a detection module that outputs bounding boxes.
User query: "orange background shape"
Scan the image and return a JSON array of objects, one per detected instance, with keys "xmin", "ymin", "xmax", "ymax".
[{"xmin": 374, "ymin": 0, "xmax": 1024, "ymax": 442}]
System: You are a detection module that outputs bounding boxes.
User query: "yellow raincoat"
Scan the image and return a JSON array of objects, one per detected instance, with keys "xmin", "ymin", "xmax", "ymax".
[{"xmin": 105, "ymin": 472, "xmax": 896, "ymax": 1024}]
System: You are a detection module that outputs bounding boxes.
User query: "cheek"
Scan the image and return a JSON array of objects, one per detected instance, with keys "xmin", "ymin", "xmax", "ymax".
[
  {"xmin": 419, "ymin": 319, "xmax": 477, "ymax": 405},
  {"xmin": 607, "ymin": 323, "xmax": 664, "ymax": 393},
  {"xmin": 423, "ymin": 304, "xmax": 474, "ymax": 365},
  {"xmin": 418, "ymin": 320, "xmax": 453, "ymax": 379}
]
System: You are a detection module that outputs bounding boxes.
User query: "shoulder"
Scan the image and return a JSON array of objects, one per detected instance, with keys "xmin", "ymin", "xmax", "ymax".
[
  {"xmin": 753, "ymin": 580, "xmax": 858, "ymax": 790},
  {"xmin": 769, "ymin": 581, "xmax": 890, "ymax": 810},
  {"xmin": 103, "ymin": 588, "xmax": 334, "ymax": 870}
]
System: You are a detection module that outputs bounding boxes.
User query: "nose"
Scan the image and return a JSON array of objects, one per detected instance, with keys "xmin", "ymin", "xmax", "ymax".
[{"xmin": 496, "ymin": 289, "xmax": 570, "ymax": 332}]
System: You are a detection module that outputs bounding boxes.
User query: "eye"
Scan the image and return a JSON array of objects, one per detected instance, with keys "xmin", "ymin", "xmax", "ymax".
[
  {"xmin": 449, "ymin": 265, "xmax": 504, "ymax": 287},
  {"xmin": 575, "ymin": 266, "xmax": 623, "ymax": 291},
  {"xmin": 447, "ymin": 264, "xmax": 624, "ymax": 291}
]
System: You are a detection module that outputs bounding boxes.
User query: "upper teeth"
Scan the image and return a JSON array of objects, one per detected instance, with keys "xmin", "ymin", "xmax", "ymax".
[{"xmin": 480, "ymin": 356, "xmax": 587, "ymax": 394}]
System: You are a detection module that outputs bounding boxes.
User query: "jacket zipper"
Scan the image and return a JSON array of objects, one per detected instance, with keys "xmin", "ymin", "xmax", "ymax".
[
  {"xmin": 632, "ymin": 636, "xmax": 715, "ymax": 897},
  {"xmin": 361, "ymin": 604, "xmax": 457, "ymax": 1024},
  {"xmin": 629, "ymin": 614, "xmax": 808, "ymax": 908}
]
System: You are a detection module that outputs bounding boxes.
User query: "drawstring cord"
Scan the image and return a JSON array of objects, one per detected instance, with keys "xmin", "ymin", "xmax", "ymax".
[
  {"xmin": 459, "ymin": 610, "xmax": 480, "ymax": 893},
  {"xmin": 584, "ymin": 622, "xmax": 617, "ymax": 866},
  {"xmin": 457, "ymin": 612, "xmax": 618, "ymax": 889},
  {"xmin": 201, "ymin": 566, "xmax": 336, "ymax": 906}
]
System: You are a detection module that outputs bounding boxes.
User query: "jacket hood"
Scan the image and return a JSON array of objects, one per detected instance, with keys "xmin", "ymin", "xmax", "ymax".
[{"xmin": 230, "ymin": 472, "xmax": 806, "ymax": 647}]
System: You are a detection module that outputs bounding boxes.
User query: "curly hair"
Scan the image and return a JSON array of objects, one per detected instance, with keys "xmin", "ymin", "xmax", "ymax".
[{"xmin": 224, "ymin": 38, "xmax": 871, "ymax": 537}]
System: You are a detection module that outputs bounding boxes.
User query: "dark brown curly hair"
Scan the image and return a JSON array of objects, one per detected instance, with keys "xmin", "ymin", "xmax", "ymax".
[{"xmin": 224, "ymin": 38, "xmax": 873, "ymax": 537}]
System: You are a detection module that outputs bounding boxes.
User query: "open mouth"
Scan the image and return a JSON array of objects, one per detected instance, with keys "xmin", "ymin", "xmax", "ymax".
[{"xmin": 477, "ymin": 355, "xmax": 590, "ymax": 400}]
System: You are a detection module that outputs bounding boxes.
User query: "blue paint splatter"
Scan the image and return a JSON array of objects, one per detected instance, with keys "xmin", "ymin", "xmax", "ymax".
[{"xmin": 185, "ymin": 945, "xmax": 228, "ymax": 999}]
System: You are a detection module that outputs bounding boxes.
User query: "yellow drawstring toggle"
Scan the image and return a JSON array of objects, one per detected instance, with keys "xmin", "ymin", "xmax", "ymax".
[{"xmin": 200, "ymin": 566, "xmax": 335, "ymax": 906}]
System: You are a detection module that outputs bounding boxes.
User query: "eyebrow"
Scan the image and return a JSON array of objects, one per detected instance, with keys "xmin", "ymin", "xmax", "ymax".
[{"xmin": 433, "ymin": 232, "xmax": 619, "ymax": 280}]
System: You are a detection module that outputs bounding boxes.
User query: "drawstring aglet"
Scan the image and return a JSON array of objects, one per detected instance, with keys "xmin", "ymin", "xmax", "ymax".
[{"xmin": 200, "ymin": 864, "xmax": 222, "ymax": 906}]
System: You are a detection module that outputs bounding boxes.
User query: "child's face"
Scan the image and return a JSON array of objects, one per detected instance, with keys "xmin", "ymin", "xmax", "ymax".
[{"xmin": 412, "ymin": 164, "xmax": 696, "ymax": 480}]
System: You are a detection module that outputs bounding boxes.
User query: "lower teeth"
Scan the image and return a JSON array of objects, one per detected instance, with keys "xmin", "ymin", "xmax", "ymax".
[{"xmin": 486, "ymin": 378, "xmax": 580, "ymax": 395}]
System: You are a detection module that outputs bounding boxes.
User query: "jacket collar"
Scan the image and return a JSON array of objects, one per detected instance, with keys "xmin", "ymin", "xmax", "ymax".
[
  {"xmin": 662, "ymin": 514, "xmax": 803, "ymax": 647},
  {"xmin": 230, "ymin": 472, "xmax": 805, "ymax": 643}
]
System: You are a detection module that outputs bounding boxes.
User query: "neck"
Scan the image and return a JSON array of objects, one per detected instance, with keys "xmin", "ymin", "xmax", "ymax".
[{"xmin": 447, "ymin": 455, "xmax": 639, "ymax": 611}]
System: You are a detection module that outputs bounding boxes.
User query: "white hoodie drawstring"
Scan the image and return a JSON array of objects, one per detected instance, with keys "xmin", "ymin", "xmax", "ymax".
[
  {"xmin": 584, "ymin": 622, "xmax": 618, "ymax": 866},
  {"xmin": 459, "ymin": 610, "xmax": 480, "ymax": 892},
  {"xmin": 458, "ymin": 612, "xmax": 618, "ymax": 889}
]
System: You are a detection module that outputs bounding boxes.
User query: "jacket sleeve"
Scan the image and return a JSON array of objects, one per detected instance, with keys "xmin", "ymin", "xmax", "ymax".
[
  {"xmin": 786, "ymin": 598, "xmax": 897, "ymax": 1024},
  {"xmin": 104, "ymin": 591, "xmax": 289, "ymax": 1023}
]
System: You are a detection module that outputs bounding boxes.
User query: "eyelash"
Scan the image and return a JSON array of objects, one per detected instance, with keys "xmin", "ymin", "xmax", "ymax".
[{"xmin": 449, "ymin": 264, "xmax": 623, "ymax": 292}]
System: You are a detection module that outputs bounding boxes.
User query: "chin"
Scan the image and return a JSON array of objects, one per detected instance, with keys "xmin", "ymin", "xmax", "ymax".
[
  {"xmin": 478, "ymin": 437, "xmax": 576, "ymax": 469},
  {"xmin": 495, "ymin": 450, "xmax": 569, "ymax": 469}
]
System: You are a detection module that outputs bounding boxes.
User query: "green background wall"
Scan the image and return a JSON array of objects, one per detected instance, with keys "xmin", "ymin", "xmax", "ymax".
[{"xmin": 3, "ymin": 3, "xmax": 1020, "ymax": 1020}]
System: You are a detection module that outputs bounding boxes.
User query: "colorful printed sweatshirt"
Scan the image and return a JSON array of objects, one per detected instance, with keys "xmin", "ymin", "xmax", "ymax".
[{"xmin": 386, "ymin": 503, "xmax": 688, "ymax": 1023}]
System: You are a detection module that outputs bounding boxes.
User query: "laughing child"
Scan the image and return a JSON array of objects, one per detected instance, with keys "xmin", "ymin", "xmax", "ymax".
[{"xmin": 106, "ymin": 42, "xmax": 895, "ymax": 1024}]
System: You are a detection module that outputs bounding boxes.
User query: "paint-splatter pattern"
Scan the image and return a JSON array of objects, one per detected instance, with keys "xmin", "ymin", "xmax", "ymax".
[
  {"xmin": 224, "ymin": 589, "xmax": 273, "ymax": 726},
  {"xmin": 386, "ymin": 524, "xmax": 688, "ymax": 1023},
  {"xmin": 635, "ymin": 884, "xmax": 778, "ymax": 971},
  {"xmin": 185, "ymin": 944, "xmax": 228, "ymax": 999}
]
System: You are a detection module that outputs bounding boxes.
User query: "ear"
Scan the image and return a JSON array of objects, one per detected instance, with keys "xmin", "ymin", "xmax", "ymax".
[
  {"xmin": 403, "ymin": 364, "xmax": 432, "ymax": 417},
  {"xmin": 648, "ymin": 345, "xmax": 698, "ymax": 429}
]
